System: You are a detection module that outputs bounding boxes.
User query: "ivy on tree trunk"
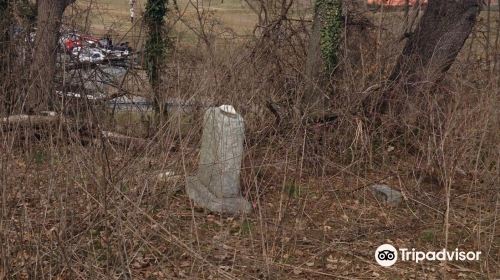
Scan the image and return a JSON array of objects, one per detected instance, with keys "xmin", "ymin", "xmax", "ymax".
[
  {"xmin": 317, "ymin": 0, "xmax": 342, "ymax": 73},
  {"xmin": 144, "ymin": 0, "xmax": 168, "ymax": 116},
  {"xmin": 303, "ymin": 0, "xmax": 342, "ymax": 113}
]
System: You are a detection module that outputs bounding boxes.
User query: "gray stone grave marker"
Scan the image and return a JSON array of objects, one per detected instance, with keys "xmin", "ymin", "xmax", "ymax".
[{"xmin": 186, "ymin": 105, "xmax": 251, "ymax": 214}]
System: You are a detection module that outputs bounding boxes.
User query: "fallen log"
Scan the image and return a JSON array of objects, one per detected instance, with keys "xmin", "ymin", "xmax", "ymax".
[
  {"xmin": 1, "ymin": 114, "xmax": 148, "ymax": 149},
  {"xmin": 0, "ymin": 114, "xmax": 68, "ymax": 130},
  {"xmin": 100, "ymin": 130, "xmax": 147, "ymax": 148}
]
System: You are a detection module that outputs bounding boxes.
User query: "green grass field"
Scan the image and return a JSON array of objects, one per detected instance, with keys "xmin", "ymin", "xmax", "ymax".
[
  {"xmin": 71, "ymin": 0, "xmax": 497, "ymax": 52},
  {"xmin": 72, "ymin": 0, "xmax": 262, "ymax": 44}
]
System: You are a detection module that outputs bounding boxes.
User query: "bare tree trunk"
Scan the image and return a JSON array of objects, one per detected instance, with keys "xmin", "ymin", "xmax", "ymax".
[
  {"xmin": 389, "ymin": 0, "xmax": 480, "ymax": 88},
  {"xmin": 343, "ymin": 0, "xmax": 372, "ymax": 69},
  {"xmin": 0, "ymin": 0, "xmax": 8, "ymax": 58},
  {"xmin": 404, "ymin": 0, "xmax": 410, "ymax": 23},
  {"xmin": 0, "ymin": 0, "xmax": 9, "ymax": 85},
  {"xmin": 303, "ymin": 10, "xmax": 324, "ymax": 109},
  {"xmin": 27, "ymin": 0, "xmax": 73, "ymax": 113},
  {"xmin": 0, "ymin": 0, "xmax": 12, "ymax": 114}
]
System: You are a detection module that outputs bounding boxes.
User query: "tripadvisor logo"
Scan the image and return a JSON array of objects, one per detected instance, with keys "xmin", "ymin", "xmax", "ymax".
[
  {"xmin": 375, "ymin": 244, "xmax": 481, "ymax": 267},
  {"xmin": 375, "ymin": 244, "xmax": 398, "ymax": 267}
]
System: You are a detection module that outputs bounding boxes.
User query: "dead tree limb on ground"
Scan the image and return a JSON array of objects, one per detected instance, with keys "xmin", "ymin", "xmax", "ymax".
[
  {"xmin": 1, "ymin": 113, "xmax": 148, "ymax": 149},
  {"xmin": 0, "ymin": 114, "xmax": 69, "ymax": 130},
  {"xmin": 100, "ymin": 131, "xmax": 147, "ymax": 148}
]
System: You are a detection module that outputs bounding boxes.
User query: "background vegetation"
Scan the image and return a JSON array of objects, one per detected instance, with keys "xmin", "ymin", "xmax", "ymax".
[{"xmin": 0, "ymin": 0, "xmax": 498, "ymax": 279}]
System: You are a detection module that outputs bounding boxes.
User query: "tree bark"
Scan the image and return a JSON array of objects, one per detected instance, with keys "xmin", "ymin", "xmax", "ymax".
[
  {"xmin": 27, "ymin": 0, "xmax": 74, "ymax": 113},
  {"xmin": 0, "ymin": 0, "xmax": 18, "ymax": 115},
  {"xmin": 0, "ymin": 0, "xmax": 9, "ymax": 112},
  {"xmin": 389, "ymin": 0, "xmax": 480, "ymax": 88},
  {"xmin": 303, "ymin": 10, "xmax": 324, "ymax": 108},
  {"xmin": 144, "ymin": 0, "xmax": 167, "ymax": 122},
  {"xmin": 303, "ymin": 0, "xmax": 342, "ymax": 115}
]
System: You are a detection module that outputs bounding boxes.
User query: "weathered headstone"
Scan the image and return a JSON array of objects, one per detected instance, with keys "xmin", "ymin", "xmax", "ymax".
[
  {"xmin": 371, "ymin": 184, "xmax": 402, "ymax": 206},
  {"xmin": 186, "ymin": 105, "xmax": 251, "ymax": 214}
]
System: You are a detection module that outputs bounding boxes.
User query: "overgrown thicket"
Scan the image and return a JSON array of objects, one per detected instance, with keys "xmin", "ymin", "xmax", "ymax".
[{"xmin": 0, "ymin": 0, "xmax": 498, "ymax": 278}]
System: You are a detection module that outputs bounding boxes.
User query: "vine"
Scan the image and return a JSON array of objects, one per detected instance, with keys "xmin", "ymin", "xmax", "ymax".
[
  {"xmin": 144, "ymin": 0, "xmax": 169, "ymax": 113},
  {"xmin": 316, "ymin": 0, "xmax": 342, "ymax": 72}
]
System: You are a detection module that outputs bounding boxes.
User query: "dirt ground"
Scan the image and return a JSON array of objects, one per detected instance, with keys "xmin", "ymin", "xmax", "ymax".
[{"xmin": 1, "ymin": 135, "xmax": 497, "ymax": 279}]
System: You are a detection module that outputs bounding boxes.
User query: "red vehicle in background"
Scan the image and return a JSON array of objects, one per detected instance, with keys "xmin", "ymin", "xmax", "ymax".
[
  {"xmin": 61, "ymin": 33, "xmax": 82, "ymax": 53},
  {"xmin": 59, "ymin": 30, "xmax": 132, "ymax": 62},
  {"xmin": 81, "ymin": 35, "xmax": 101, "ymax": 47},
  {"xmin": 60, "ymin": 33, "xmax": 100, "ymax": 53}
]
